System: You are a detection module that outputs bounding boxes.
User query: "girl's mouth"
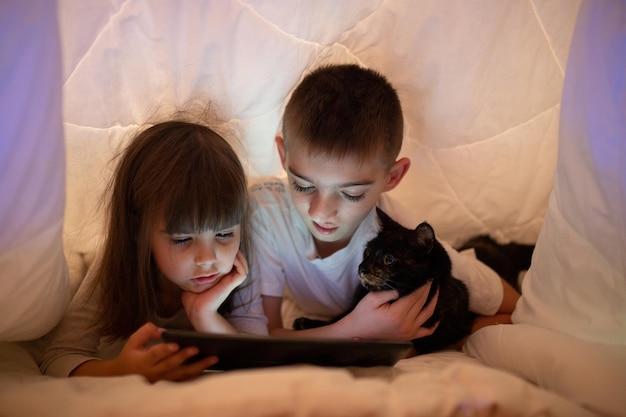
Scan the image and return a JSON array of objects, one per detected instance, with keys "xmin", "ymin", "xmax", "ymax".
[{"xmin": 191, "ymin": 273, "xmax": 220, "ymax": 286}]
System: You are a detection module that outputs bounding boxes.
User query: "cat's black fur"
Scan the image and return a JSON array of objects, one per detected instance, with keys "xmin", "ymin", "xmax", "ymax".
[
  {"xmin": 457, "ymin": 235, "xmax": 534, "ymax": 293},
  {"xmin": 293, "ymin": 207, "xmax": 474, "ymax": 354}
]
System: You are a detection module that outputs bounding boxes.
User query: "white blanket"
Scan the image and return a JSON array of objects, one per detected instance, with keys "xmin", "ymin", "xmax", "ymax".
[{"xmin": 1, "ymin": 0, "xmax": 624, "ymax": 416}]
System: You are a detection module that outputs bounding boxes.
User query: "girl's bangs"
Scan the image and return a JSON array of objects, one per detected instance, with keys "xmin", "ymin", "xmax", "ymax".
[{"xmin": 162, "ymin": 185, "xmax": 245, "ymax": 234}]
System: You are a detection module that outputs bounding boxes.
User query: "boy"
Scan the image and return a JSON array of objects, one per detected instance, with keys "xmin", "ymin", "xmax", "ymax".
[{"xmin": 249, "ymin": 64, "xmax": 519, "ymax": 341}]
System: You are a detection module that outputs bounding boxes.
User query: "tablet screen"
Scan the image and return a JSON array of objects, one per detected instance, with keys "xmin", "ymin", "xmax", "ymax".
[{"xmin": 162, "ymin": 329, "xmax": 412, "ymax": 370}]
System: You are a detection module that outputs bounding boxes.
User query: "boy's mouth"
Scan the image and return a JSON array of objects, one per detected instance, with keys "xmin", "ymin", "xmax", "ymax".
[{"xmin": 313, "ymin": 222, "xmax": 338, "ymax": 235}]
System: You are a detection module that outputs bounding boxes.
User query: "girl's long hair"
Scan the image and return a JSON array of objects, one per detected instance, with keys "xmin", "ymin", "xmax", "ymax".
[{"xmin": 93, "ymin": 121, "xmax": 250, "ymax": 341}]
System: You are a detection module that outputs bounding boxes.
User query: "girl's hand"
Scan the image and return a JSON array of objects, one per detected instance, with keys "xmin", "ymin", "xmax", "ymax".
[
  {"xmin": 181, "ymin": 250, "xmax": 248, "ymax": 332},
  {"xmin": 111, "ymin": 322, "xmax": 218, "ymax": 382},
  {"xmin": 343, "ymin": 281, "xmax": 439, "ymax": 341}
]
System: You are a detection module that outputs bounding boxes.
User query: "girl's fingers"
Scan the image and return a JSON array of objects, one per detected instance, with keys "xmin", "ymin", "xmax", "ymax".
[
  {"xmin": 150, "ymin": 345, "xmax": 198, "ymax": 369},
  {"xmin": 126, "ymin": 322, "xmax": 162, "ymax": 350},
  {"xmin": 234, "ymin": 250, "xmax": 249, "ymax": 276},
  {"xmin": 159, "ymin": 354, "xmax": 219, "ymax": 382}
]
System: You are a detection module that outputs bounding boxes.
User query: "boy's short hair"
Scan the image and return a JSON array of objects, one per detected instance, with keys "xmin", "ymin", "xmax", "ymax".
[{"xmin": 282, "ymin": 64, "xmax": 403, "ymax": 169}]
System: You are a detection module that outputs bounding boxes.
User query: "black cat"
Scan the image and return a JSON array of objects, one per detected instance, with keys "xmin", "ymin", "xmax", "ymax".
[
  {"xmin": 457, "ymin": 235, "xmax": 534, "ymax": 293},
  {"xmin": 294, "ymin": 207, "xmax": 474, "ymax": 354}
]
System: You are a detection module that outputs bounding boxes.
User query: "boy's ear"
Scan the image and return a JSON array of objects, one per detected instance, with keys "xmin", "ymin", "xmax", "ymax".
[
  {"xmin": 275, "ymin": 135, "xmax": 287, "ymax": 168},
  {"xmin": 383, "ymin": 157, "xmax": 411, "ymax": 191}
]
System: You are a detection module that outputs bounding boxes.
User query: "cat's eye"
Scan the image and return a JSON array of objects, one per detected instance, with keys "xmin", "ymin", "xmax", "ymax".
[{"xmin": 383, "ymin": 255, "xmax": 394, "ymax": 265}]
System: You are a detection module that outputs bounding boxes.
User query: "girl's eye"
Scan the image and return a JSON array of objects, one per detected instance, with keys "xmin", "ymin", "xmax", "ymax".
[
  {"xmin": 171, "ymin": 237, "xmax": 191, "ymax": 246},
  {"xmin": 216, "ymin": 230, "xmax": 235, "ymax": 240},
  {"xmin": 291, "ymin": 181, "xmax": 314, "ymax": 194},
  {"xmin": 342, "ymin": 192, "xmax": 365, "ymax": 203}
]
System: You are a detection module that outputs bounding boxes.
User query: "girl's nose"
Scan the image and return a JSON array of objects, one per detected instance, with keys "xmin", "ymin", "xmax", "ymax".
[{"xmin": 195, "ymin": 244, "xmax": 216, "ymax": 266}]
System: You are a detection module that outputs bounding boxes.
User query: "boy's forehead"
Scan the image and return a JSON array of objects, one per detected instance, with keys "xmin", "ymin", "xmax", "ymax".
[
  {"xmin": 285, "ymin": 147, "xmax": 389, "ymax": 185},
  {"xmin": 290, "ymin": 140, "xmax": 390, "ymax": 166}
]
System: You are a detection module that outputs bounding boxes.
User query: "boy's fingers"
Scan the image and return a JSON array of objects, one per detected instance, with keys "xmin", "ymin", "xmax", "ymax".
[
  {"xmin": 409, "ymin": 286, "xmax": 438, "ymax": 321},
  {"xmin": 414, "ymin": 320, "xmax": 439, "ymax": 338},
  {"xmin": 364, "ymin": 289, "xmax": 399, "ymax": 307},
  {"xmin": 390, "ymin": 281, "xmax": 431, "ymax": 314}
]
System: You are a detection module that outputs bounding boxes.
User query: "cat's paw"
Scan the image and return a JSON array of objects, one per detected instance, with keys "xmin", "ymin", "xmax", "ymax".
[{"xmin": 293, "ymin": 317, "xmax": 328, "ymax": 330}]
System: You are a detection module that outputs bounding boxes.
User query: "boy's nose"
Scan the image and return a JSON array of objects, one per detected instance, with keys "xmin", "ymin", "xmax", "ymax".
[{"xmin": 308, "ymin": 194, "xmax": 336, "ymax": 221}]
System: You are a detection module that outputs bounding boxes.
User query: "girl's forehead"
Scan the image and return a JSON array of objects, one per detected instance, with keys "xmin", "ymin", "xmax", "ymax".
[{"xmin": 154, "ymin": 207, "xmax": 242, "ymax": 234}]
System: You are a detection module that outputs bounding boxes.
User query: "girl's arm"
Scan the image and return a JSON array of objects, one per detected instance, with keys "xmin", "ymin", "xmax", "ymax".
[
  {"xmin": 40, "ymin": 257, "xmax": 105, "ymax": 377},
  {"xmin": 70, "ymin": 323, "xmax": 217, "ymax": 382},
  {"xmin": 181, "ymin": 250, "xmax": 249, "ymax": 334},
  {"xmin": 40, "ymin": 254, "xmax": 216, "ymax": 381}
]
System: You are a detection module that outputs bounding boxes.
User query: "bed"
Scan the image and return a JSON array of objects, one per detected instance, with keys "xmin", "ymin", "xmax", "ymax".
[{"xmin": 1, "ymin": 0, "xmax": 625, "ymax": 416}]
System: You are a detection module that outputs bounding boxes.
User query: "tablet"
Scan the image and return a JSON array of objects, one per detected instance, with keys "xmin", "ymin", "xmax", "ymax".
[{"xmin": 162, "ymin": 329, "xmax": 413, "ymax": 371}]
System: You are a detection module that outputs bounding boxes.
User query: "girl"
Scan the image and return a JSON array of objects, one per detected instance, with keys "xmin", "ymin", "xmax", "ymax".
[{"xmin": 40, "ymin": 121, "xmax": 268, "ymax": 382}]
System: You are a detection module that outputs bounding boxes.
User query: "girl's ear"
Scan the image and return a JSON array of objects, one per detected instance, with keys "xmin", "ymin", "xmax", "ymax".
[
  {"xmin": 383, "ymin": 157, "xmax": 411, "ymax": 192},
  {"xmin": 275, "ymin": 135, "xmax": 287, "ymax": 169}
]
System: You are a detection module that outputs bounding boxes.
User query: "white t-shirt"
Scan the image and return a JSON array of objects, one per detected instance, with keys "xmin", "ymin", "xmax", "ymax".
[{"xmin": 249, "ymin": 177, "xmax": 502, "ymax": 323}]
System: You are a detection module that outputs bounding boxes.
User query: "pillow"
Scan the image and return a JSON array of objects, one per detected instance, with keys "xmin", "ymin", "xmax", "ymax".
[
  {"xmin": 0, "ymin": 0, "xmax": 69, "ymax": 341},
  {"xmin": 512, "ymin": 0, "xmax": 626, "ymax": 345},
  {"xmin": 466, "ymin": 3, "xmax": 626, "ymax": 416},
  {"xmin": 464, "ymin": 324, "xmax": 626, "ymax": 417}
]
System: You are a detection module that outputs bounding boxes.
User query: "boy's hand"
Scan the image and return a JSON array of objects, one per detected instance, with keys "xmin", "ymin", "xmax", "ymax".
[{"xmin": 347, "ymin": 281, "xmax": 439, "ymax": 341}]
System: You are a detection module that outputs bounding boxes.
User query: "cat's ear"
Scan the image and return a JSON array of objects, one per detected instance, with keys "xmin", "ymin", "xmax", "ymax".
[
  {"xmin": 415, "ymin": 222, "xmax": 435, "ymax": 253},
  {"xmin": 376, "ymin": 207, "xmax": 396, "ymax": 229}
]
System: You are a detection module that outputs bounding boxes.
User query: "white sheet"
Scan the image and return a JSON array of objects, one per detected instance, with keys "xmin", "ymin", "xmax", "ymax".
[
  {"xmin": 0, "ymin": 342, "xmax": 596, "ymax": 417},
  {"xmin": 2, "ymin": 0, "xmax": 624, "ymax": 416},
  {"xmin": 0, "ymin": 0, "xmax": 69, "ymax": 341}
]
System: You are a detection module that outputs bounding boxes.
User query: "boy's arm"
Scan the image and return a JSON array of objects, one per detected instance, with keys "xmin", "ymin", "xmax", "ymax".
[
  {"xmin": 471, "ymin": 277, "xmax": 520, "ymax": 332},
  {"xmin": 262, "ymin": 283, "xmax": 440, "ymax": 341},
  {"xmin": 262, "ymin": 296, "xmax": 287, "ymax": 335},
  {"xmin": 498, "ymin": 277, "xmax": 521, "ymax": 313},
  {"xmin": 262, "ymin": 295, "xmax": 346, "ymax": 338}
]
